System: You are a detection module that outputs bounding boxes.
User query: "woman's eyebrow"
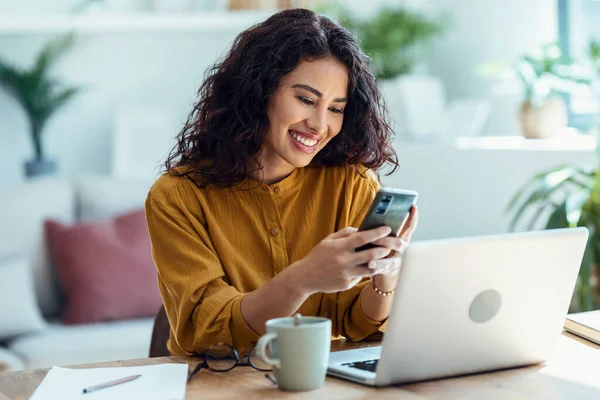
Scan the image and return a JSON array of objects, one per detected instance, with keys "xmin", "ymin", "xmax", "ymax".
[{"xmin": 291, "ymin": 84, "xmax": 348, "ymax": 103}]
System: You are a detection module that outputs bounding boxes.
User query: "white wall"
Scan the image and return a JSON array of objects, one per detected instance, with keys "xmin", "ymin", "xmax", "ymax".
[
  {"xmin": 1, "ymin": 0, "xmax": 589, "ymax": 242},
  {"xmin": 0, "ymin": 28, "xmax": 241, "ymax": 186},
  {"xmin": 0, "ymin": 0, "xmax": 560, "ymax": 184},
  {"xmin": 425, "ymin": 0, "xmax": 558, "ymax": 136},
  {"xmin": 343, "ymin": 0, "xmax": 558, "ymax": 136},
  {"xmin": 382, "ymin": 141, "xmax": 595, "ymax": 240}
]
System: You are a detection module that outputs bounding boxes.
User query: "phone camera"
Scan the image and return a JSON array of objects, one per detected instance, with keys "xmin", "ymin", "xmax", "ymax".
[
  {"xmin": 375, "ymin": 208, "xmax": 386, "ymax": 215},
  {"xmin": 381, "ymin": 195, "xmax": 392, "ymax": 203}
]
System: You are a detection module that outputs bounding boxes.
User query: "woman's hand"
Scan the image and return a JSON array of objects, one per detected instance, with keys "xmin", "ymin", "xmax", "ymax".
[
  {"xmin": 366, "ymin": 206, "xmax": 419, "ymax": 277},
  {"xmin": 290, "ymin": 225, "xmax": 394, "ymax": 295}
]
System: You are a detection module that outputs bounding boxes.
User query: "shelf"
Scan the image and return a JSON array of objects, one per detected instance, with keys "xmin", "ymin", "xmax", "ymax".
[
  {"xmin": 452, "ymin": 133, "xmax": 597, "ymax": 152},
  {"xmin": 0, "ymin": 11, "xmax": 273, "ymax": 35}
]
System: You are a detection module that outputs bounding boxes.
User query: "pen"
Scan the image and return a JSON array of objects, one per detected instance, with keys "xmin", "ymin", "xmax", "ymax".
[{"xmin": 82, "ymin": 374, "xmax": 141, "ymax": 394}]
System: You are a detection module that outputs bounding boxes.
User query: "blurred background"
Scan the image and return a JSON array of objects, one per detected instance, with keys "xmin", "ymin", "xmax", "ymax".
[{"xmin": 2, "ymin": 0, "xmax": 600, "ymax": 372}]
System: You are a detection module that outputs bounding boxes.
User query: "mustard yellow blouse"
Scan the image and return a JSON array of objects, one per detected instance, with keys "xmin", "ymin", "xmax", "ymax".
[{"xmin": 145, "ymin": 164, "xmax": 382, "ymax": 356}]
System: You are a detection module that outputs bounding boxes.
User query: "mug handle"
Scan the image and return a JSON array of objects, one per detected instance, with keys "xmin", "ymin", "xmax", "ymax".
[{"xmin": 256, "ymin": 332, "xmax": 281, "ymax": 369}]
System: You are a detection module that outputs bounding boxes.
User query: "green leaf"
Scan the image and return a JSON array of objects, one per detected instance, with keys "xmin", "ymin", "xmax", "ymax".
[
  {"xmin": 516, "ymin": 59, "xmax": 539, "ymax": 88},
  {"xmin": 482, "ymin": 40, "xmax": 593, "ymax": 105},
  {"xmin": 0, "ymin": 33, "xmax": 80, "ymax": 156},
  {"xmin": 545, "ymin": 201, "xmax": 569, "ymax": 230},
  {"xmin": 336, "ymin": 5, "xmax": 449, "ymax": 79},
  {"xmin": 508, "ymin": 168, "xmax": 581, "ymax": 231},
  {"xmin": 565, "ymin": 189, "xmax": 591, "ymax": 227},
  {"xmin": 32, "ymin": 33, "xmax": 75, "ymax": 83},
  {"xmin": 0, "ymin": 59, "xmax": 28, "ymax": 102},
  {"xmin": 505, "ymin": 164, "xmax": 573, "ymax": 212},
  {"xmin": 45, "ymin": 86, "xmax": 80, "ymax": 118},
  {"xmin": 590, "ymin": 40, "xmax": 600, "ymax": 60},
  {"xmin": 571, "ymin": 166, "xmax": 596, "ymax": 184},
  {"xmin": 526, "ymin": 200, "xmax": 555, "ymax": 231}
]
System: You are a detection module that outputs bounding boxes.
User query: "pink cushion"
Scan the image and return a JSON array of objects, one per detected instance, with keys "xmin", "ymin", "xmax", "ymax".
[{"xmin": 45, "ymin": 209, "xmax": 162, "ymax": 325}]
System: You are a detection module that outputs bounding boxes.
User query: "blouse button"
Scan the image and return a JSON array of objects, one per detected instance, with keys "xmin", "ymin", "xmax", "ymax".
[
  {"xmin": 273, "ymin": 187, "xmax": 280, "ymax": 193},
  {"xmin": 271, "ymin": 228, "xmax": 279, "ymax": 236}
]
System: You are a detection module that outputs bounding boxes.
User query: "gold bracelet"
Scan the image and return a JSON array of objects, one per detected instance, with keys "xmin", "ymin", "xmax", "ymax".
[{"xmin": 370, "ymin": 276, "xmax": 396, "ymax": 297}]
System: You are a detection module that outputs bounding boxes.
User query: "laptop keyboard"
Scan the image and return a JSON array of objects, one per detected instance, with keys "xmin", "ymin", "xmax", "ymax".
[{"xmin": 342, "ymin": 359, "xmax": 379, "ymax": 373}]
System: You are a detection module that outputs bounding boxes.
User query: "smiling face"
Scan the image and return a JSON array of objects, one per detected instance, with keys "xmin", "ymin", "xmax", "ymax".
[{"xmin": 255, "ymin": 57, "xmax": 349, "ymax": 184}]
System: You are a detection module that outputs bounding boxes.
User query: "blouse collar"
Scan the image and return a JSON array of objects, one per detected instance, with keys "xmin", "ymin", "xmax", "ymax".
[{"xmin": 236, "ymin": 167, "xmax": 305, "ymax": 195}]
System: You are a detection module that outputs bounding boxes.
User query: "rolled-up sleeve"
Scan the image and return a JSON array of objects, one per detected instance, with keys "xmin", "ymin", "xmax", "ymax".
[
  {"xmin": 145, "ymin": 184, "xmax": 260, "ymax": 355},
  {"xmin": 318, "ymin": 283, "xmax": 385, "ymax": 341}
]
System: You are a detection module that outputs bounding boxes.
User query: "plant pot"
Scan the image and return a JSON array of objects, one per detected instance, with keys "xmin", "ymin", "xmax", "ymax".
[
  {"xmin": 518, "ymin": 96, "xmax": 567, "ymax": 139},
  {"xmin": 24, "ymin": 159, "xmax": 57, "ymax": 178}
]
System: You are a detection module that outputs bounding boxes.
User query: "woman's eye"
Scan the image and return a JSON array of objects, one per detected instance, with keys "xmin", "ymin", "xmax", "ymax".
[
  {"xmin": 329, "ymin": 108, "xmax": 344, "ymax": 115},
  {"xmin": 298, "ymin": 96, "xmax": 314, "ymax": 106}
]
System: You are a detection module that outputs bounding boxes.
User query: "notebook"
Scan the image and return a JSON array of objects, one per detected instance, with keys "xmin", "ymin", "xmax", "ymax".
[
  {"xmin": 564, "ymin": 311, "xmax": 600, "ymax": 345},
  {"xmin": 28, "ymin": 363, "xmax": 188, "ymax": 400}
]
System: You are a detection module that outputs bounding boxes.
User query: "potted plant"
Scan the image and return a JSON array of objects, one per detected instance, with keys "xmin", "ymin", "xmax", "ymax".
[
  {"xmin": 334, "ymin": 6, "xmax": 447, "ymax": 80},
  {"xmin": 506, "ymin": 40, "xmax": 600, "ymax": 312},
  {"xmin": 0, "ymin": 33, "xmax": 81, "ymax": 178},
  {"xmin": 481, "ymin": 43, "xmax": 593, "ymax": 139},
  {"xmin": 506, "ymin": 143, "xmax": 600, "ymax": 312},
  {"xmin": 320, "ymin": 4, "xmax": 449, "ymax": 139}
]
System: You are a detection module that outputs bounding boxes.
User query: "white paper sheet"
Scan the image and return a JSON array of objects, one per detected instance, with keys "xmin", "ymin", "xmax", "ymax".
[{"xmin": 29, "ymin": 363, "xmax": 188, "ymax": 400}]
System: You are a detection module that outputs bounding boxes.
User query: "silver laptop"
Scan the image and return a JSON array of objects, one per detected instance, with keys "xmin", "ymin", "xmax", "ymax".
[{"xmin": 327, "ymin": 227, "xmax": 589, "ymax": 387}]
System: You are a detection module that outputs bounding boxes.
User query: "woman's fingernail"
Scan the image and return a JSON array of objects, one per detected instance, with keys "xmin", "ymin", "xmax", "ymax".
[{"xmin": 368, "ymin": 261, "xmax": 376, "ymax": 268}]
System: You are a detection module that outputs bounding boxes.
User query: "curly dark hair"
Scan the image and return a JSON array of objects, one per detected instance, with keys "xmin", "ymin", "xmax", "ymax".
[{"xmin": 165, "ymin": 7, "xmax": 398, "ymax": 187}]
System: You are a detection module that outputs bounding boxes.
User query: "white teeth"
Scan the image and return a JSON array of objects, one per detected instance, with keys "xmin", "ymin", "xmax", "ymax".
[{"xmin": 289, "ymin": 130, "xmax": 317, "ymax": 147}]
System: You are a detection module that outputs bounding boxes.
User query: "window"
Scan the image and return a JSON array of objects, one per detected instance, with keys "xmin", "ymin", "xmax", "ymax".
[{"xmin": 558, "ymin": 0, "xmax": 600, "ymax": 133}]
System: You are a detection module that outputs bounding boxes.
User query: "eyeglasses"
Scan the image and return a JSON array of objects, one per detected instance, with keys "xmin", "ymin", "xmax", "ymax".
[{"xmin": 187, "ymin": 342, "xmax": 273, "ymax": 382}]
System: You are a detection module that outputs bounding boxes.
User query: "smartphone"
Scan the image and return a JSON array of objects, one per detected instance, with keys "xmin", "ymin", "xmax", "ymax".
[{"xmin": 355, "ymin": 187, "xmax": 419, "ymax": 252}]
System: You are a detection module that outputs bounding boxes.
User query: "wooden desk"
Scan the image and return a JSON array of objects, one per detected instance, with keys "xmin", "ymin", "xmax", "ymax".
[{"xmin": 2, "ymin": 331, "xmax": 600, "ymax": 399}]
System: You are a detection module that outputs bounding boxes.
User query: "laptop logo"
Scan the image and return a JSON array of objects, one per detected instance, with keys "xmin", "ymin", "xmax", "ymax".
[{"xmin": 469, "ymin": 289, "xmax": 501, "ymax": 323}]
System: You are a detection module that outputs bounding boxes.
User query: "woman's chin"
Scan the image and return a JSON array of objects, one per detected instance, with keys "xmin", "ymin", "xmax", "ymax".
[{"xmin": 288, "ymin": 154, "xmax": 315, "ymax": 169}]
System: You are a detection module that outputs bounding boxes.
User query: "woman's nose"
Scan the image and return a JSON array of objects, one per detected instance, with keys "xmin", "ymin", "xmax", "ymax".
[{"xmin": 306, "ymin": 109, "xmax": 327, "ymax": 134}]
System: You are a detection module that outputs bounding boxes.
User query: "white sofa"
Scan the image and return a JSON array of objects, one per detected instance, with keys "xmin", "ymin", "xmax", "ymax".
[{"xmin": 0, "ymin": 174, "xmax": 157, "ymax": 371}]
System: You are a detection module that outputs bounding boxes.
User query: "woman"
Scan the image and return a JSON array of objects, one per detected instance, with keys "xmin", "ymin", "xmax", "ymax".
[{"xmin": 145, "ymin": 7, "xmax": 418, "ymax": 356}]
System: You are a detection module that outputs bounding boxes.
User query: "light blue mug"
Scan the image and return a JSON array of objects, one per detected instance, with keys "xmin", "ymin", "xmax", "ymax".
[{"xmin": 256, "ymin": 316, "xmax": 332, "ymax": 391}]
